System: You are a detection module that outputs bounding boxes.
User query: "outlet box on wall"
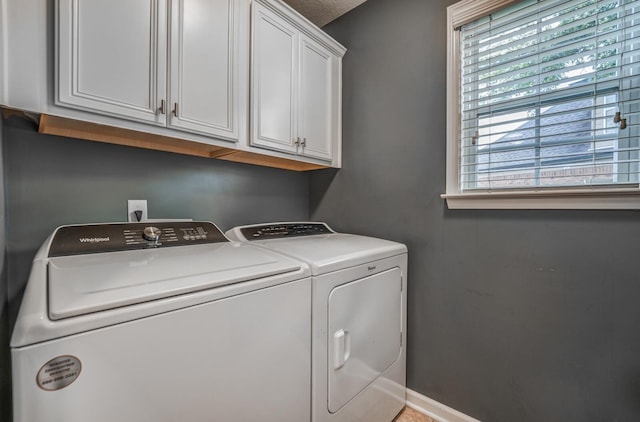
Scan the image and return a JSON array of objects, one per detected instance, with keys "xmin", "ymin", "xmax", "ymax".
[{"xmin": 127, "ymin": 200, "xmax": 148, "ymax": 222}]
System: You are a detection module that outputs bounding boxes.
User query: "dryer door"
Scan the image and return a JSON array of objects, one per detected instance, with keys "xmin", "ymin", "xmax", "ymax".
[{"xmin": 327, "ymin": 267, "xmax": 402, "ymax": 413}]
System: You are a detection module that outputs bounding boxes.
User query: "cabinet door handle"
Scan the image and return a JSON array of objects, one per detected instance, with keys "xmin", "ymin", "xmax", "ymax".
[
  {"xmin": 301, "ymin": 138, "xmax": 306, "ymax": 147},
  {"xmin": 172, "ymin": 103, "xmax": 178, "ymax": 117},
  {"xmin": 159, "ymin": 99, "xmax": 166, "ymax": 115},
  {"xmin": 294, "ymin": 137, "xmax": 300, "ymax": 146}
]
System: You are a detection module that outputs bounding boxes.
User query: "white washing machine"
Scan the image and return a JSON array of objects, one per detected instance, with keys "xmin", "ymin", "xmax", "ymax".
[
  {"xmin": 11, "ymin": 221, "xmax": 312, "ymax": 422},
  {"xmin": 226, "ymin": 222, "xmax": 408, "ymax": 422}
]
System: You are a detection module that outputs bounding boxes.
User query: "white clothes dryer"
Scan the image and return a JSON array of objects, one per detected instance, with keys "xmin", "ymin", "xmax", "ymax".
[
  {"xmin": 11, "ymin": 221, "xmax": 312, "ymax": 422},
  {"xmin": 226, "ymin": 222, "xmax": 408, "ymax": 422}
]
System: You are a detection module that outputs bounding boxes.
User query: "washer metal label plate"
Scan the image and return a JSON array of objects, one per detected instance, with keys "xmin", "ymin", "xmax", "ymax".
[{"xmin": 36, "ymin": 355, "xmax": 82, "ymax": 391}]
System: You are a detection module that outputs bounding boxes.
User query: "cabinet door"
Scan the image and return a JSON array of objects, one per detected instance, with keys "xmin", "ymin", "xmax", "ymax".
[
  {"xmin": 298, "ymin": 35, "xmax": 334, "ymax": 161},
  {"xmin": 57, "ymin": 0, "xmax": 167, "ymax": 125},
  {"xmin": 168, "ymin": 0, "xmax": 248, "ymax": 142},
  {"xmin": 0, "ymin": 2, "xmax": 4, "ymax": 107},
  {"xmin": 251, "ymin": 3, "xmax": 298, "ymax": 154}
]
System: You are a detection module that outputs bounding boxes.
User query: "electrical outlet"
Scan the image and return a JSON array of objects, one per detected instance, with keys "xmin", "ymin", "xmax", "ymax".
[{"xmin": 127, "ymin": 200, "xmax": 148, "ymax": 222}]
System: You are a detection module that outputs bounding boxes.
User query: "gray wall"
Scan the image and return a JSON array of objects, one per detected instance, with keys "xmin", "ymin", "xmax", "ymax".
[
  {"xmin": 0, "ymin": 114, "xmax": 10, "ymax": 420},
  {"xmin": 311, "ymin": 0, "xmax": 640, "ymax": 421},
  {"xmin": 0, "ymin": 116, "xmax": 309, "ymax": 420}
]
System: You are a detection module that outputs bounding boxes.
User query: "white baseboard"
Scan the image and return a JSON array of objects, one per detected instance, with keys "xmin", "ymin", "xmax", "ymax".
[{"xmin": 405, "ymin": 389, "xmax": 482, "ymax": 422}]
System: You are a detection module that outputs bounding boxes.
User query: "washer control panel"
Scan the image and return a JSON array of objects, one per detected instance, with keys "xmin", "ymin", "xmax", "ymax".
[
  {"xmin": 49, "ymin": 222, "xmax": 227, "ymax": 257},
  {"xmin": 240, "ymin": 222, "xmax": 333, "ymax": 240}
]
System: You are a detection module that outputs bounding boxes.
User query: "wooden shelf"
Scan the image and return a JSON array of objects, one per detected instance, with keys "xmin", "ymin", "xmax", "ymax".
[
  {"xmin": 216, "ymin": 150, "xmax": 329, "ymax": 171},
  {"xmin": 2, "ymin": 111, "xmax": 331, "ymax": 171},
  {"xmin": 38, "ymin": 114, "xmax": 233, "ymax": 159}
]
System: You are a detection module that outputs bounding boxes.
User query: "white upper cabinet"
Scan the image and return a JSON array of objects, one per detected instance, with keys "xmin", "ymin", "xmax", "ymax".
[
  {"xmin": 57, "ymin": 0, "xmax": 248, "ymax": 141},
  {"xmin": 251, "ymin": 3, "xmax": 298, "ymax": 154},
  {"xmin": 250, "ymin": 0, "xmax": 345, "ymax": 164},
  {"xmin": 298, "ymin": 35, "xmax": 333, "ymax": 161},
  {"xmin": 168, "ymin": 0, "xmax": 247, "ymax": 141},
  {"xmin": 4, "ymin": 0, "xmax": 344, "ymax": 170},
  {"xmin": 0, "ymin": 1, "xmax": 5, "ymax": 107},
  {"xmin": 57, "ymin": 0, "xmax": 168, "ymax": 125}
]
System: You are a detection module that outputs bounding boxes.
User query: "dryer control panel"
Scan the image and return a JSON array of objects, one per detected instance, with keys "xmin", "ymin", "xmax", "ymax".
[
  {"xmin": 48, "ymin": 221, "xmax": 228, "ymax": 257},
  {"xmin": 239, "ymin": 222, "xmax": 334, "ymax": 240}
]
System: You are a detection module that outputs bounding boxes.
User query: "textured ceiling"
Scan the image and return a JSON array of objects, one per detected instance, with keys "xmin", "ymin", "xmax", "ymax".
[{"xmin": 283, "ymin": 0, "xmax": 368, "ymax": 27}]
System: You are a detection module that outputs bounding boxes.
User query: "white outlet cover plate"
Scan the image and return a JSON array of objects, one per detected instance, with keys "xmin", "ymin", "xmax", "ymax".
[{"xmin": 128, "ymin": 200, "xmax": 148, "ymax": 222}]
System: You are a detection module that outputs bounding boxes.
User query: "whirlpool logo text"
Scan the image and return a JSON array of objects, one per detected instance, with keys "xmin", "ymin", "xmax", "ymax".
[{"xmin": 78, "ymin": 237, "xmax": 110, "ymax": 243}]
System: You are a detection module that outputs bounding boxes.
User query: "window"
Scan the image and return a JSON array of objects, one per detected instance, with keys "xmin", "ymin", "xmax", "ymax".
[{"xmin": 445, "ymin": 0, "xmax": 640, "ymax": 209}]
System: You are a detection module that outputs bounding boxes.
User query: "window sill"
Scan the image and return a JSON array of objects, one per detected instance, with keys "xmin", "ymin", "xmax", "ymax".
[{"xmin": 441, "ymin": 188, "xmax": 640, "ymax": 210}]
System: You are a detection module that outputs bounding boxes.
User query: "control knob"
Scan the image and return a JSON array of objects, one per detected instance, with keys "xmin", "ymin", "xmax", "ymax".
[{"xmin": 143, "ymin": 226, "xmax": 162, "ymax": 242}]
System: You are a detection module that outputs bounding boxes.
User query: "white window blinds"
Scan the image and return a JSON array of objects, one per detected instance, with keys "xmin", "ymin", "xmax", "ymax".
[{"xmin": 460, "ymin": 0, "xmax": 640, "ymax": 191}]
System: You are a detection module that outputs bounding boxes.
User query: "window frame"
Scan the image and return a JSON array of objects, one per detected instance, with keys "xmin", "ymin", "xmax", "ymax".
[{"xmin": 444, "ymin": 0, "xmax": 640, "ymax": 209}]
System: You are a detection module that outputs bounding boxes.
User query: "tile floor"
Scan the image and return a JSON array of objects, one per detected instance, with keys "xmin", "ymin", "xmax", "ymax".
[{"xmin": 393, "ymin": 406, "xmax": 437, "ymax": 422}]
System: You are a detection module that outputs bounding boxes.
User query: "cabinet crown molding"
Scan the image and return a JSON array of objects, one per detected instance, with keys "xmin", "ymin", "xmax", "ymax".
[{"xmin": 255, "ymin": 0, "xmax": 346, "ymax": 57}]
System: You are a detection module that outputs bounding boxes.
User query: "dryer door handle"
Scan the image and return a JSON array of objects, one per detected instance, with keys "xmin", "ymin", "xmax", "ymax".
[{"xmin": 333, "ymin": 329, "xmax": 351, "ymax": 370}]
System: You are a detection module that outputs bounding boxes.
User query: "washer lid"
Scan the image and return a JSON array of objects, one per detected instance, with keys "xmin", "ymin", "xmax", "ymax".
[{"xmin": 48, "ymin": 242, "xmax": 301, "ymax": 320}]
